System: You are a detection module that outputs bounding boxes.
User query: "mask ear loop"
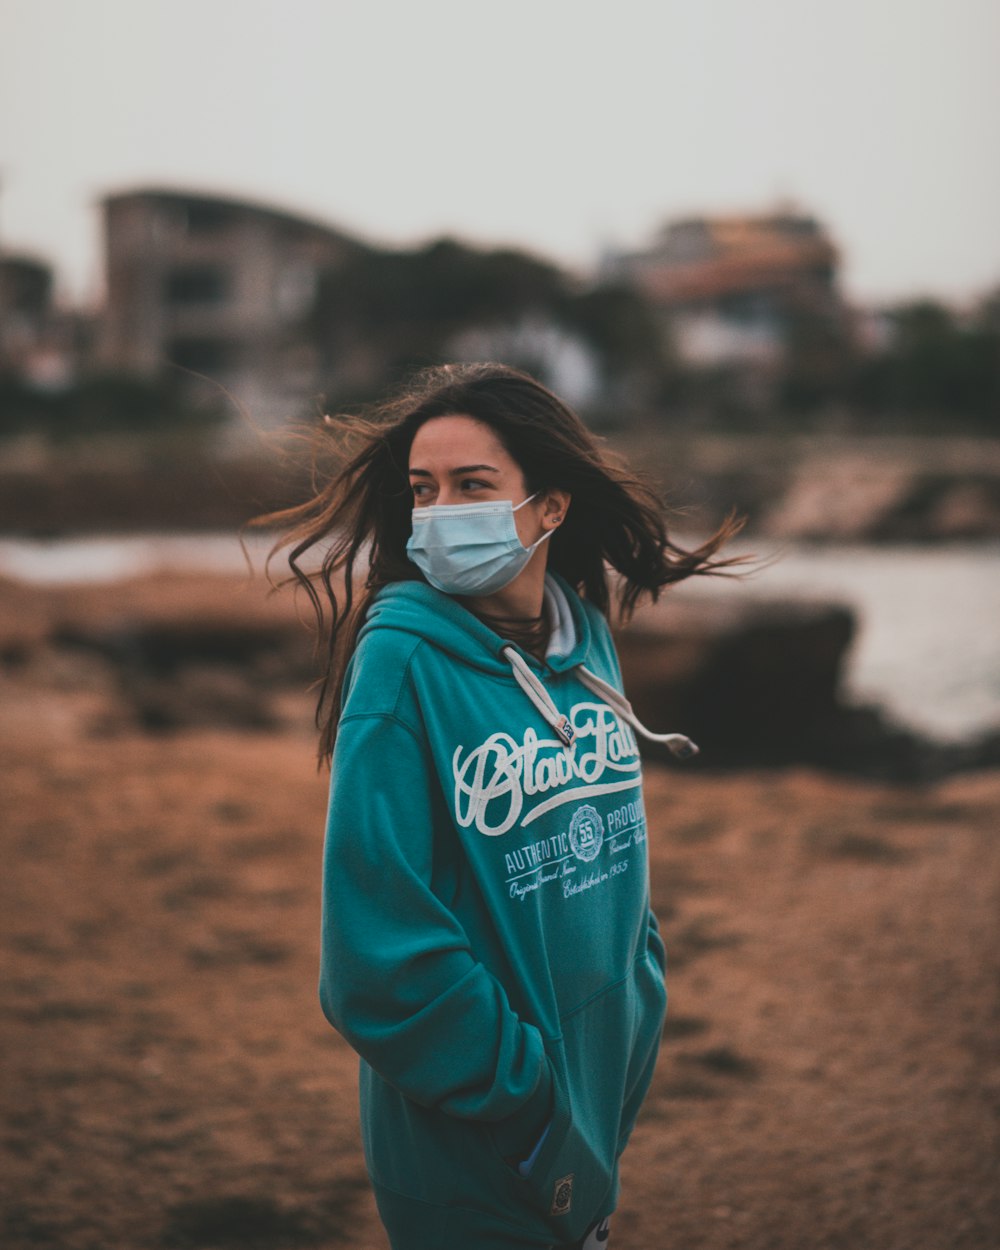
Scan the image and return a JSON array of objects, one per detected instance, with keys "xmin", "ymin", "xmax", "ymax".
[
  {"xmin": 527, "ymin": 527, "xmax": 556, "ymax": 553},
  {"xmin": 513, "ymin": 493, "xmax": 560, "ymax": 553}
]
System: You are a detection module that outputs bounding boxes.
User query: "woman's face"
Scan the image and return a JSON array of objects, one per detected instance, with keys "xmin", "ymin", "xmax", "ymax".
[{"xmin": 408, "ymin": 414, "xmax": 544, "ymax": 549}]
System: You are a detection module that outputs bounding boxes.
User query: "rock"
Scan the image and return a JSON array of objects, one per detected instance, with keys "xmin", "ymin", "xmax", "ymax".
[
  {"xmin": 616, "ymin": 593, "xmax": 854, "ymax": 765},
  {"xmin": 125, "ymin": 664, "xmax": 278, "ymax": 732},
  {"xmin": 613, "ymin": 591, "xmax": 1000, "ymax": 779},
  {"xmin": 926, "ymin": 480, "xmax": 1000, "ymax": 539},
  {"xmin": 760, "ymin": 459, "xmax": 915, "ymax": 542},
  {"xmin": 50, "ymin": 614, "xmax": 313, "ymax": 732},
  {"xmin": 760, "ymin": 463, "xmax": 1000, "ymax": 544}
]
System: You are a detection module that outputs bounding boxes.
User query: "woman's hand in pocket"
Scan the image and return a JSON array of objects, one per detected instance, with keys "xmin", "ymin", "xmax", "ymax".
[{"xmin": 506, "ymin": 1120, "xmax": 552, "ymax": 1178}]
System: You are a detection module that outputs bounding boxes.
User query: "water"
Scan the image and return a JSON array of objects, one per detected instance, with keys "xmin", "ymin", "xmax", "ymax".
[
  {"xmin": 0, "ymin": 531, "xmax": 269, "ymax": 584},
  {"xmin": 0, "ymin": 531, "xmax": 997, "ymax": 746},
  {"xmin": 677, "ymin": 538, "xmax": 1000, "ymax": 745}
]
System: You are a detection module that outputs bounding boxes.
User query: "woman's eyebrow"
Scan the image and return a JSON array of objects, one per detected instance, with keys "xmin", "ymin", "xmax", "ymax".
[{"xmin": 408, "ymin": 465, "xmax": 501, "ymax": 477}]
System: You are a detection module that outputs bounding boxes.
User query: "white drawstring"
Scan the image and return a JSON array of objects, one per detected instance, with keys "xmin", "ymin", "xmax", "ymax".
[
  {"xmin": 502, "ymin": 646, "xmax": 577, "ymax": 747},
  {"xmin": 575, "ymin": 666, "xmax": 699, "ymax": 759},
  {"xmin": 500, "ymin": 645, "xmax": 699, "ymax": 760}
]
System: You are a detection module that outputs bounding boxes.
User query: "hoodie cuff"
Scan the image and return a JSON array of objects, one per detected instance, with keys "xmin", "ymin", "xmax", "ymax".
[{"xmin": 490, "ymin": 1058, "xmax": 555, "ymax": 1158}]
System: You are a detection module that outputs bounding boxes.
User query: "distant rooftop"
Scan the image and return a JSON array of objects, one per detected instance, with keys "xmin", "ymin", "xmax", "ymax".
[
  {"xmin": 99, "ymin": 185, "xmax": 367, "ymax": 248},
  {"xmin": 622, "ymin": 210, "xmax": 840, "ymax": 304}
]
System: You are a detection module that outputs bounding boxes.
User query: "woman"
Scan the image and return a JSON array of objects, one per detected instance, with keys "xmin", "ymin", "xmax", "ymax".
[{"xmin": 263, "ymin": 363, "xmax": 745, "ymax": 1250}]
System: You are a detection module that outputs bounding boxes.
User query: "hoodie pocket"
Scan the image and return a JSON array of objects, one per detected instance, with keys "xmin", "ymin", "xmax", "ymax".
[
  {"xmin": 486, "ymin": 1050, "xmax": 600, "ymax": 1240},
  {"xmin": 362, "ymin": 1060, "xmax": 564, "ymax": 1221},
  {"xmin": 486, "ymin": 1078, "xmax": 568, "ymax": 1184},
  {"xmin": 617, "ymin": 950, "xmax": 667, "ymax": 1152},
  {"xmin": 361, "ymin": 956, "xmax": 664, "ymax": 1243},
  {"xmin": 505, "ymin": 961, "xmax": 660, "ymax": 1242},
  {"xmin": 488, "ymin": 1116, "xmax": 554, "ymax": 1179}
]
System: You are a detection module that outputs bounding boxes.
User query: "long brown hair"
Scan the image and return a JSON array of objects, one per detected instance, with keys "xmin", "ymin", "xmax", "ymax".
[{"xmin": 252, "ymin": 362, "xmax": 750, "ymax": 765}]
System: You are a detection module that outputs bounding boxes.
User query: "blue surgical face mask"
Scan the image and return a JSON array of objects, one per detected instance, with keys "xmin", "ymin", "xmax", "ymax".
[{"xmin": 406, "ymin": 492, "xmax": 555, "ymax": 596}]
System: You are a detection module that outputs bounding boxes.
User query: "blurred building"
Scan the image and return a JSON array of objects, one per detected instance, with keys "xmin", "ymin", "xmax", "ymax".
[
  {"xmin": 607, "ymin": 207, "xmax": 849, "ymax": 372},
  {"xmin": 446, "ymin": 316, "xmax": 601, "ymax": 411},
  {"xmin": 0, "ymin": 253, "xmax": 86, "ymax": 388},
  {"xmin": 97, "ymin": 187, "xmax": 365, "ymax": 433}
]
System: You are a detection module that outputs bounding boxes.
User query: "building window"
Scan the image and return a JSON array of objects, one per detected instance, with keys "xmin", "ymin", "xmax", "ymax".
[
  {"xmin": 168, "ymin": 337, "xmax": 237, "ymax": 375},
  {"xmin": 183, "ymin": 202, "xmax": 233, "ymax": 233},
  {"xmin": 275, "ymin": 262, "xmax": 317, "ymax": 319},
  {"xmin": 164, "ymin": 266, "xmax": 230, "ymax": 306}
]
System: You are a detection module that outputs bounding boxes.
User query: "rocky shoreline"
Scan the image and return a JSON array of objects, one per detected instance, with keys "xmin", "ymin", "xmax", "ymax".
[
  {"xmin": 613, "ymin": 429, "xmax": 1000, "ymax": 543},
  {"xmin": 3, "ymin": 569, "xmax": 995, "ymax": 782},
  {"xmin": 2, "ymin": 430, "xmax": 1000, "ymax": 542},
  {"xmin": 617, "ymin": 591, "xmax": 1000, "ymax": 781}
]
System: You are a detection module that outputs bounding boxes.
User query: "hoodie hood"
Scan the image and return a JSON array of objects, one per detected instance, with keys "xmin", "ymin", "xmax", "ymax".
[{"xmin": 360, "ymin": 570, "xmax": 594, "ymax": 678}]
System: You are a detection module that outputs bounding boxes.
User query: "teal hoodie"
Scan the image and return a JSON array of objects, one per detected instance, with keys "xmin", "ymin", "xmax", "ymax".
[{"xmin": 320, "ymin": 572, "xmax": 684, "ymax": 1248}]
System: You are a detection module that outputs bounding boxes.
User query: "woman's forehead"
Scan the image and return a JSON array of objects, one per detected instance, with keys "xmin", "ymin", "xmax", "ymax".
[{"xmin": 408, "ymin": 415, "xmax": 514, "ymax": 468}]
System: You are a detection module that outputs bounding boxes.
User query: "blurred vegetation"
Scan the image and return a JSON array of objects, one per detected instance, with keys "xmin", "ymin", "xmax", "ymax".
[
  {"xmin": 0, "ymin": 371, "xmax": 227, "ymax": 441},
  {"xmin": 303, "ymin": 238, "xmax": 671, "ymax": 420},
  {"xmin": 843, "ymin": 295, "xmax": 1000, "ymax": 429},
  {"xmin": 659, "ymin": 290, "xmax": 999, "ymax": 434}
]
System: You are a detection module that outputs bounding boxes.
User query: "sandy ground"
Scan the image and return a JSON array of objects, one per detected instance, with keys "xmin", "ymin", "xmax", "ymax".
[{"xmin": 2, "ymin": 657, "xmax": 999, "ymax": 1248}]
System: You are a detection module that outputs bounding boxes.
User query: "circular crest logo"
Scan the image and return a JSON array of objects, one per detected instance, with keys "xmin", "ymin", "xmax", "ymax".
[{"xmin": 568, "ymin": 805, "xmax": 604, "ymax": 863}]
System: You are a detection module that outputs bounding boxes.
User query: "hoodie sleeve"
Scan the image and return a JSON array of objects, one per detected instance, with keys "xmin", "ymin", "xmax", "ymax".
[{"xmin": 319, "ymin": 710, "xmax": 553, "ymax": 1149}]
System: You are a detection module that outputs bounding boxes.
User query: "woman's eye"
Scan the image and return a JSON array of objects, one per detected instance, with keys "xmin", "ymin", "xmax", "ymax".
[{"xmin": 460, "ymin": 478, "xmax": 488, "ymax": 491}]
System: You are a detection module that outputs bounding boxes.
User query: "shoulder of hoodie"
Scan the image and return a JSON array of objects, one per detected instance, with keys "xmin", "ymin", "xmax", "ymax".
[
  {"xmin": 340, "ymin": 620, "xmax": 426, "ymax": 726},
  {"xmin": 338, "ymin": 584, "xmax": 489, "ymax": 732},
  {"xmin": 576, "ymin": 590, "xmax": 612, "ymax": 641},
  {"xmin": 575, "ymin": 591, "xmax": 624, "ymax": 686}
]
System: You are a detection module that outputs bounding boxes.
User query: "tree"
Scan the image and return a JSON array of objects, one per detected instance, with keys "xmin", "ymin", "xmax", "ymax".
[
  {"xmin": 847, "ymin": 297, "xmax": 1000, "ymax": 429},
  {"xmin": 304, "ymin": 239, "xmax": 671, "ymax": 414}
]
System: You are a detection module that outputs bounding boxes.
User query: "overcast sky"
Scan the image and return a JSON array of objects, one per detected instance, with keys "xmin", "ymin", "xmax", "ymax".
[{"xmin": 1, "ymin": 0, "xmax": 998, "ymax": 309}]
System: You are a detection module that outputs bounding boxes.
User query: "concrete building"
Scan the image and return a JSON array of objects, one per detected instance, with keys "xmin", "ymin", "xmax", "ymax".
[
  {"xmin": 98, "ymin": 187, "xmax": 365, "ymax": 432},
  {"xmin": 608, "ymin": 207, "xmax": 847, "ymax": 371},
  {"xmin": 0, "ymin": 253, "xmax": 85, "ymax": 388}
]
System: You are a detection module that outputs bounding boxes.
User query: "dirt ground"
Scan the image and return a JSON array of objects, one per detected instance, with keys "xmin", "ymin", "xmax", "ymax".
[{"xmin": 2, "ymin": 654, "xmax": 999, "ymax": 1248}]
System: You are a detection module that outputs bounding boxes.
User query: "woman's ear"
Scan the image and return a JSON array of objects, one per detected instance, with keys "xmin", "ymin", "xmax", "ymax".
[{"xmin": 542, "ymin": 490, "xmax": 571, "ymax": 531}]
